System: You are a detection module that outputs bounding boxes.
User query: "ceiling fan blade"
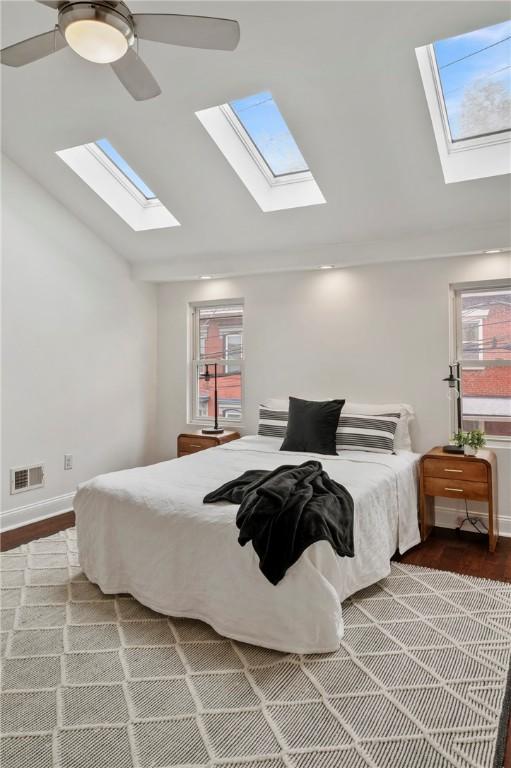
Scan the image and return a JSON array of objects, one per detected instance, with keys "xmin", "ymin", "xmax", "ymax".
[
  {"xmin": 133, "ymin": 14, "xmax": 240, "ymax": 51},
  {"xmin": 111, "ymin": 48, "xmax": 161, "ymax": 101},
  {"xmin": 0, "ymin": 28, "xmax": 66, "ymax": 67}
]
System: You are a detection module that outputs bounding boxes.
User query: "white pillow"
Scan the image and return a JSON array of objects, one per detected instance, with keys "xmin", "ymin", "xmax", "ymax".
[
  {"xmin": 262, "ymin": 398, "xmax": 414, "ymax": 451},
  {"xmin": 343, "ymin": 402, "xmax": 414, "ymax": 452}
]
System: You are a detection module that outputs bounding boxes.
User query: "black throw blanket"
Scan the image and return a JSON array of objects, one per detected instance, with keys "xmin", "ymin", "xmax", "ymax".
[{"xmin": 203, "ymin": 460, "xmax": 354, "ymax": 585}]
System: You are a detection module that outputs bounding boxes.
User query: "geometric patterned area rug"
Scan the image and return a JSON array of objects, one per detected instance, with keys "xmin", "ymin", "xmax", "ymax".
[{"xmin": 1, "ymin": 527, "xmax": 510, "ymax": 768}]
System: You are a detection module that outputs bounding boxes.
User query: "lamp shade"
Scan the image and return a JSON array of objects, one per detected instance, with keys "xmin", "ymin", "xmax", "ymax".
[{"xmin": 64, "ymin": 19, "xmax": 128, "ymax": 63}]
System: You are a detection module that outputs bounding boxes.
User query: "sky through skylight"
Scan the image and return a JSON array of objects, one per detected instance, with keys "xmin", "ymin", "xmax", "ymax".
[
  {"xmin": 433, "ymin": 20, "xmax": 511, "ymax": 141},
  {"xmin": 95, "ymin": 138, "xmax": 156, "ymax": 199},
  {"xmin": 229, "ymin": 91, "xmax": 309, "ymax": 176}
]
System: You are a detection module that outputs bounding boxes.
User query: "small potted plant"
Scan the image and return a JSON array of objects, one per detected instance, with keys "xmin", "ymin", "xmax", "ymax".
[{"xmin": 452, "ymin": 429, "xmax": 486, "ymax": 456}]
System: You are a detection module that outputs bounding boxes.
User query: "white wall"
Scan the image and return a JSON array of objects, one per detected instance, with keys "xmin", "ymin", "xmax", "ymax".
[
  {"xmin": 2, "ymin": 154, "xmax": 509, "ymax": 538},
  {"xmin": 157, "ymin": 253, "xmax": 510, "ymax": 533},
  {"xmin": 1, "ymin": 155, "xmax": 157, "ymax": 528}
]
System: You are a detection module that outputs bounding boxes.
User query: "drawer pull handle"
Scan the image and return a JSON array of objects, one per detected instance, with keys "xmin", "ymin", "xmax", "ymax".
[
  {"xmin": 189, "ymin": 443, "xmax": 203, "ymax": 448},
  {"xmin": 445, "ymin": 487, "xmax": 464, "ymax": 493},
  {"xmin": 444, "ymin": 468, "xmax": 463, "ymax": 473}
]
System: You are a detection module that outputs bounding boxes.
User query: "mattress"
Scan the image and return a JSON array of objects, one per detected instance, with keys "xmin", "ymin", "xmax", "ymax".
[{"xmin": 75, "ymin": 435, "xmax": 421, "ymax": 654}]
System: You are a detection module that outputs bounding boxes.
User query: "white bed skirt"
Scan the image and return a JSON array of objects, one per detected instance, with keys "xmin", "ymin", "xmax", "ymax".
[{"xmin": 75, "ymin": 436, "xmax": 420, "ymax": 654}]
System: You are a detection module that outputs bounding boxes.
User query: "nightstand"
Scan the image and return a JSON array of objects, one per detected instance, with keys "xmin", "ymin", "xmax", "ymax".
[
  {"xmin": 177, "ymin": 430, "xmax": 241, "ymax": 458},
  {"xmin": 419, "ymin": 446, "xmax": 498, "ymax": 552}
]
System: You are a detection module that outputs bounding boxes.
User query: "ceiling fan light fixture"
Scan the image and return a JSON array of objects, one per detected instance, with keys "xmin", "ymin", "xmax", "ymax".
[
  {"xmin": 59, "ymin": 3, "xmax": 134, "ymax": 64},
  {"xmin": 64, "ymin": 19, "xmax": 128, "ymax": 63}
]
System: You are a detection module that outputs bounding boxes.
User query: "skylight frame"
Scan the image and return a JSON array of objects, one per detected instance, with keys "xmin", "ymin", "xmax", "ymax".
[
  {"xmin": 428, "ymin": 44, "xmax": 511, "ymax": 151},
  {"xmin": 220, "ymin": 103, "xmax": 312, "ymax": 188},
  {"xmin": 416, "ymin": 37, "xmax": 511, "ymax": 184},
  {"xmin": 196, "ymin": 97, "xmax": 325, "ymax": 212},
  {"xmin": 86, "ymin": 142, "xmax": 161, "ymax": 209},
  {"xmin": 227, "ymin": 92, "xmax": 310, "ymax": 179},
  {"xmin": 430, "ymin": 20, "xmax": 511, "ymax": 146},
  {"xmin": 95, "ymin": 138, "xmax": 157, "ymax": 201},
  {"xmin": 56, "ymin": 141, "xmax": 180, "ymax": 231}
]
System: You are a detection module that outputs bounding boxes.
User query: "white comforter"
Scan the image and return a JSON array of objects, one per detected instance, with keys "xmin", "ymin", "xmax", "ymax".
[{"xmin": 75, "ymin": 436, "xmax": 420, "ymax": 654}]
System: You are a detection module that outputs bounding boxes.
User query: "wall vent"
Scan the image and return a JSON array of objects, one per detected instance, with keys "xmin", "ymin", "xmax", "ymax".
[{"xmin": 10, "ymin": 464, "xmax": 45, "ymax": 495}]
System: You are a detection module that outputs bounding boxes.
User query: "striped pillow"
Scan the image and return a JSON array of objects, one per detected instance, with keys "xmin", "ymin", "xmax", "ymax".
[
  {"xmin": 257, "ymin": 405, "xmax": 288, "ymax": 439},
  {"xmin": 335, "ymin": 412, "xmax": 400, "ymax": 454}
]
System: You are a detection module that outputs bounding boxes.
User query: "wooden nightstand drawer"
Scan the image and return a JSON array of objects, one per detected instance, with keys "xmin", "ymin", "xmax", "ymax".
[
  {"xmin": 178, "ymin": 436, "xmax": 217, "ymax": 454},
  {"xmin": 423, "ymin": 476, "xmax": 488, "ymax": 502},
  {"xmin": 422, "ymin": 457, "xmax": 487, "ymax": 483},
  {"xmin": 177, "ymin": 430, "xmax": 241, "ymax": 458}
]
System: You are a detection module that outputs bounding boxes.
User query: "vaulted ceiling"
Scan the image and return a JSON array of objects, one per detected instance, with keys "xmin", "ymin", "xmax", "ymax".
[{"xmin": 2, "ymin": 1, "xmax": 509, "ymax": 280}]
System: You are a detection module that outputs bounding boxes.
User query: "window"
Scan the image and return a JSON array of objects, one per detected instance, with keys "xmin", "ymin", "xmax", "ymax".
[
  {"xmin": 95, "ymin": 139, "xmax": 156, "ymax": 199},
  {"xmin": 453, "ymin": 281, "xmax": 511, "ymax": 438},
  {"xmin": 433, "ymin": 21, "xmax": 511, "ymax": 143},
  {"xmin": 195, "ymin": 93, "xmax": 325, "ymax": 212},
  {"xmin": 229, "ymin": 91, "xmax": 309, "ymax": 177},
  {"xmin": 56, "ymin": 140, "xmax": 179, "ymax": 231},
  {"xmin": 190, "ymin": 301, "xmax": 244, "ymax": 424},
  {"xmin": 416, "ymin": 22, "xmax": 511, "ymax": 183}
]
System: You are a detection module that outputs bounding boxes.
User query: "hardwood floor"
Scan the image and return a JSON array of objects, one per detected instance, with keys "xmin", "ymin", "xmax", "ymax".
[
  {"xmin": 396, "ymin": 526, "xmax": 511, "ymax": 583},
  {"xmin": 0, "ymin": 511, "xmax": 75, "ymax": 551},
  {"xmin": 1, "ymin": 518, "xmax": 509, "ymax": 764}
]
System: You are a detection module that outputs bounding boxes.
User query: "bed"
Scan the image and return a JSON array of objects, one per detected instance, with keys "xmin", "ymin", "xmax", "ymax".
[{"xmin": 75, "ymin": 435, "xmax": 421, "ymax": 654}]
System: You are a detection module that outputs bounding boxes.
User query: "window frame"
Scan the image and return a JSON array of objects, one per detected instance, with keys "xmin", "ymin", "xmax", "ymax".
[
  {"xmin": 450, "ymin": 278, "xmax": 511, "ymax": 444},
  {"xmin": 416, "ymin": 43, "xmax": 511, "ymax": 183},
  {"xmin": 222, "ymin": 329, "xmax": 243, "ymax": 374},
  {"xmin": 189, "ymin": 299, "xmax": 244, "ymax": 427},
  {"xmin": 462, "ymin": 316, "xmax": 484, "ymax": 363}
]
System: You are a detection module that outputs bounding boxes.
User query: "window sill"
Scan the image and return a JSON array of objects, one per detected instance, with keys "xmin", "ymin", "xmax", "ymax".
[{"xmin": 486, "ymin": 440, "xmax": 511, "ymax": 451}]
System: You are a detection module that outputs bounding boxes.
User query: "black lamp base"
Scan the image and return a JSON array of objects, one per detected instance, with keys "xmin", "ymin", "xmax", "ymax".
[
  {"xmin": 442, "ymin": 444, "xmax": 464, "ymax": 454},
  {"xmin": 202, "ymin": 427, "xmax": 224, "ymax": 435}
]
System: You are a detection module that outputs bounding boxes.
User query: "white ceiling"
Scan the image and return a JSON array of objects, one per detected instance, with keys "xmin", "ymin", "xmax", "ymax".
[{"xmin": 2, "ymin": 1, "xmax": 510, "ymax": 281}]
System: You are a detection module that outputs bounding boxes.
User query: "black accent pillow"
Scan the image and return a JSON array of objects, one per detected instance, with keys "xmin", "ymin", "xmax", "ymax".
[{"xmin": 280, "ymin": 397, "xmax": 345, "ymax": 455}]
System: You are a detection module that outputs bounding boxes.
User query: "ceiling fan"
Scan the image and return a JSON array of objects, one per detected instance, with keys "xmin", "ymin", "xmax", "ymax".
[{"xmin": 0, "ymin": 1, "xmax": 240, "ymax": 100}]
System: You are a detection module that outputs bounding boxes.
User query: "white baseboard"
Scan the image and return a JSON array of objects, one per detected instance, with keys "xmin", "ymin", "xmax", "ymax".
[
  {"xmin": 435, "ymin": 504, "xmax": 511, "ymax": 537},
  {"xmin": 0, "ymin": 493, "xmax": 75, "ymax": 532}
]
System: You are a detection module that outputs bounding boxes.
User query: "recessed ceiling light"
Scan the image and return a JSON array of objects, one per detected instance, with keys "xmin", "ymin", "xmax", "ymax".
[
  {"xmin": 484, "ymin": 249, "xmax": 502, "ymax": 254},
  {"xmin": 319, "ymin": 265, "xmax": 334, "ymax": 270},
  {"xmin": 200, "ymin": 275, "xmax": 212, "ymax": 280}
]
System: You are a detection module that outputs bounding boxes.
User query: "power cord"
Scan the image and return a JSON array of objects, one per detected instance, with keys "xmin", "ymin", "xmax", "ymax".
[{"xmin": 456, "ymin": 498, "xmax": 488, "ymax": 535}]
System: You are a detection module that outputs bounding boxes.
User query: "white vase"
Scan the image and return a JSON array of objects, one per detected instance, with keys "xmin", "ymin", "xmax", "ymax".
[{"xmin": 464, "ymin": 445, "xmax": 477, "ymax": 456}]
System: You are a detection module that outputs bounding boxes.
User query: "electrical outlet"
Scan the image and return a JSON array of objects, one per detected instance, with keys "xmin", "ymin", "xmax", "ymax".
[{"xmin": 64, "ymin": 454, "xmax": 73, "ymax": 471}]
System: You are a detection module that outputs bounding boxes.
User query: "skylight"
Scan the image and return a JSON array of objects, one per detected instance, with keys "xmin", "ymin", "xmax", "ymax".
[
  {"xmin": 96, "ymin": 138, "xmax": 156, "ymax": 199},
  {"xmin": 56, "ymin": 140, "xmax": 179, "ymax": 231},
  {"xmin": 229, "ymin": 91, "xmax": 309, "ymax": 177},
  {"xmin": 416, "ymin": 22, "xmax": 511, "ymax": 183},
  {"xmin": 432, "ymin": 20, "xmax": 511, "ymax": 142},
  {"xmin": 196, "ymin": 93, "xmax": 325, "ymax": 212}
]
